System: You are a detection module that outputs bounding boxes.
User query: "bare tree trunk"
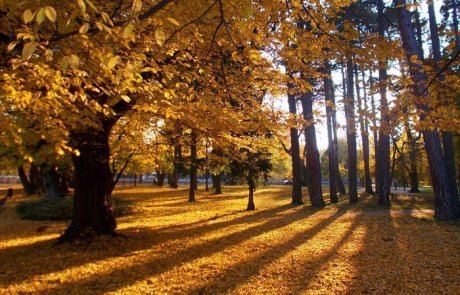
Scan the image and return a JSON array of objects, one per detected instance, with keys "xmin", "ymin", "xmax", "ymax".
[
  {"xmin": 413, "ymin": 0, "xmax": 425, "ymax": 58},
  {"xmin": 246, "ymin": 171, "xmax": 256, "ymax": 211},
  {"xmin": 428, "ymin": 0, "xmax": 459, "ymax": 199},
  {"xmin": 301, "ymin": 91, "xmax": 325, "ymax": 207},
  {"xmin": 377, "ymin": 0, "xmax": 391, "ymax": 205},
  {"xmin": 18, "ymin": 165, "xmax": 36, "ymax": 195},
  {"xmin": 406, "ymin": 127, "xmax": 420, "ymax": 192},
  {"xmin": 287, "ymin": 81, "xmax": 303, "ymax": 205},
  {"xmin": 345, "ymin": 60, "xmax": 358, "ymax": 203},
  {"xmin": 324, "ymin": 64, "xmax": 338, "ymax": 203},
  {"xmin": 188, "ymin": 130, "xmax": 197, "ymax": 203},
  {"xmin": 394, "ymin": 0, "xmax": 460, "ymax": 220},
  {"xmin": 170, "ymin": 144, "xmax": 181, "ymax": 189}
]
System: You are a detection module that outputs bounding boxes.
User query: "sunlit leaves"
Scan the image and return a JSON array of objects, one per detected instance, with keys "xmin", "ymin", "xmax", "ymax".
[
  {"xmin": 21, "ymin": 42, "xmax": 37, "ymax": 60},
  {"xmin": 155, "ymin": 28, "xmax": 166, "ymax": 46},
  {"xmin": 44, "ymin": 6, "xmax": 57, "ymax": 22},
  {"xmin": 22, "ymin": 9, "xmax": 34, "ymax": 24},
  {"xmin": 79, "ymin": 23, "xmax": 90, "ymax": 34}
]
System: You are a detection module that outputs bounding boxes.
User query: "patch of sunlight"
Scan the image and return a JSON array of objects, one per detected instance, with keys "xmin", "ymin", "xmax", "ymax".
[{"xmin": 0, "ymin": 233, "xmax": 60, "ymax": 250}]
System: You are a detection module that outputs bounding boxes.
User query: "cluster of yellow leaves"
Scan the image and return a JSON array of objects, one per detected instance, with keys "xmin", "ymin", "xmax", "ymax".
[{"xmin": 0, "ymin": 186, "xmax": 458, "ymax": 294}]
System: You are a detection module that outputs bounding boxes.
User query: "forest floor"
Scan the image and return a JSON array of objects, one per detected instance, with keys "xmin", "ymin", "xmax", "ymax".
[{"xmin": 0, "ymin": 185, "xmax": 459, "ymax": 294}]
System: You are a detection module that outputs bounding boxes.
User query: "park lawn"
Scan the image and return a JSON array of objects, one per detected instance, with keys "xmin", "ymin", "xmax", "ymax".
[{"xmin": 0, "ymin": 185, "xmax": 459, "ymax": 294}]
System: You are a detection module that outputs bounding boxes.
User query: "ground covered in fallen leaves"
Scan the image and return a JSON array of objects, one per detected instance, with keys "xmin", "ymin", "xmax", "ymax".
[{"xmin": 1, "ymin": 185, "xmax": 459, "ymax": 294}]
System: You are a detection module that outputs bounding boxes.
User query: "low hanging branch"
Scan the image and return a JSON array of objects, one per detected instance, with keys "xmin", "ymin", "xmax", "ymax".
[{"xmin": 110, "ymin": 151, "xmax": 135, "ymax": 192}]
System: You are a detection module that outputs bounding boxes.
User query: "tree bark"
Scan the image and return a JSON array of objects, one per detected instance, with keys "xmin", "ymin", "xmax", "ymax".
[
  {"xmin": 170, "ymin": 144, "xmax": 181, "ymax": 189},
  {"xmin": 428, "ymin": 0, "xmax": 459, "ymax": 200},
  {"xmin": 345, "ymin": 60, "xmax": 358, "ymax": 203},
  {"xmin": 287, "ymin": 82, "xmax": 303, "ymax": 205},
  {"xmin": 406, "ymin": 127, "xmax": 420, "ymax": 192},
  {"xmin": 59, "ymin": 122, "xmax": 117, "ymax": 243},
  {"xmin": 18, "ymin": 165, "xmax": 36, "ymax": 195},
  {"xmin": 301, "ymin": 91, "xmax": 325, "ymax": 207},
  {"xmin": 246, "ymin": 172, "xmax": 256, "ymax": 211},
  {"xmin": 212, "ymin": 173, "xmax": 222, "ymax": 195},
  {"xmin": 323, "ymin": 65, "xmax": 338, "ymax": 203},
  {"xmin": 42, "ymin": 166, "xmax": 64, "ymax": 200},
  {"xmin": 413, "ymin": 0, "xmax": 425, "ymax": 58},
  {"xmin": 377, "ymin": 0, "xmax": 391, "ymax": 205},
  {"xmin": 394, "ymin": 0, "xmax": 460, "ymax": 220},
  {"xmin": 188, "ymin": 130, "xmax": 197, "ymax": 203}
]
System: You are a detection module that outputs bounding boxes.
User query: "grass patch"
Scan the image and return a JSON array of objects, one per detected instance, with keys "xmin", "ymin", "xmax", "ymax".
[{"xmin": 16, "ymin": 197, "xmax": 132, "ymax": 221}]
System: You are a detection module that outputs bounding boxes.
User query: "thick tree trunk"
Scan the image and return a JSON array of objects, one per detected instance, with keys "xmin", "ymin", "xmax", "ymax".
[
  {"xmin": 212, "ymin": 173, "xmax": 222, "ymax": 195},
  {"xmin": 395, "ymin": 0, "xmax": 460, "ymax": 220},
  {"xmin": 188, "ymin": 131, "xmax": 197, "ymax": 203},
  {"xmin": 356, "ymin": 66, "xmax": 374, "ymax": 194},
  {"xmin": 324, "ymin": 65, "xmax": 338, "ymax": 203},
  {"xmin": 59, "ymin": 123, "xmax": 117, "ymax": 243},
  {"xmin": 301, "ymin": 91, "xmax": 325, "ymax": 207},
  {"xmin": 377, "ymin": 0, "xmax": 391, "ymax": 205},
  {"xmin": 157, "ymin": 172, "xmax": 165, "ymax": 186},
  {"xmin": 18, "ymin": 165, "xmax": 36, "ymax": 195},
  {"xmin": 345, "ymin": 60, "xmax": 358, "ymax": 203},
  {"xmin": 428, "ymin": 1, "xmax": 459, "ymax": 199},
  {"xmin": 287, "ymin": 84, "xmax": 303, "ymax": 205},
  {"xmin": 413, "ymin": 0, "xmax": 424, "ymax": 58}
]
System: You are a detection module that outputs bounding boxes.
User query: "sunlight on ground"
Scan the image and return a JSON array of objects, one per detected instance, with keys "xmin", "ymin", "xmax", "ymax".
[{"xmin": 0, "ymin": 186, "xmax": 459, "ymax": 294}]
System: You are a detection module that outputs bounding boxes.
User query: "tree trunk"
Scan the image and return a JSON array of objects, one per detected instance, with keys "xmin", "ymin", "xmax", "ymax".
[
  {"xmin": 18, "ymin": 165, "xmax": 36, "ymax": 195},
  {"xmin": 188, "ymin": 131, "xmax": 197, "ymax": 203},
  {"xmin": 157, "ymin": 172, "xmax": 165, "ymax": 186},
  {"xmin": 413, "ymin": 0, "xmax": 424, "ymax": 58},
  {"xmin": 212, "ymin": 173, "xmax": 222, "ymax": 195},
  {"xmin": 377, "ymin": 0, "xmax": 391, "ymax": 205},
  {"xmin": 287, "ymin": 82, "xmax": 303, "ymax": 205},
  {"xmin": 394, "ymin": 0, "xmax": 460, "ymax": 220},
  {"xmin": 301, "ymin": 91, "xmax": 325, "ymax": 207},
  {"xmin": 324, "ymin": 65, "xmax": 338, "ymax": 203},
  {"xmin": 59, "ymin": 123, "xmax": 117, "ymax": 243},
  {"xmin": 133, "ymin": 173, "xmax": 137, "ymax": 187},
  {"xmin": 369, "ymin": 70, "xmax": 379, "ymax": 194},
  {"xmin": 345, "ymin": 60, "xmax": 358, "ymax": 203},
  {"xmin": 42, "ymin": 166, "xmax": 64, "ymax": 200},
  {"xmin": 246, "ymin": 173, "xmax": 256, "ymax": 211},
  {"xmin": 138, "ymin": 174, "xmax": 142, "ymax": 184},
  {"xmin": 428, "ymin": 0, "xmax": 459, "ymax": 200},
  {"xmin": 356, "ymin": 65, "xmax": 374, "ymax": 194}
]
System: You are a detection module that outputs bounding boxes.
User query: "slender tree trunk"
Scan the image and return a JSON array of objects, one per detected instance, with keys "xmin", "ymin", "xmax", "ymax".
[
  {"xmin": 18, "ymin": 165, "xmax": 36, "ymax": 195},
  {"xmin": 369, "ymin": 70, "xmax": 379, "ymax": 194},
  {"xmin": 246, "ymin": 172, "xmax": 256, "ymax": 211},
  {"xmin": 344, "ymin": 60, "xmax": 358, "ymax": 203},
  {"xmin": 428, "ymin": 0, "xmax": 459, "ymax": 199},
  {"xmin": 301, "ymin": 91, "xmax": 325, "ymax": 207},
  {"xmin": 356, "ymin": 65, "xmax": 374, "ymax": 194},
  {"xmin": 59, "ymin": 123, "xmax": 117, "ymax": 243},
  {"xmin": 413, "ymin": 0, "xmax": 425, "ymax": 58},
  {"xmin": 395, "ymin": 0, "xmax": 460, "ymax": 220},
  {"xmin": 157, "ymin": 172, "xmax": 165, "ymax": 187},
  {"xmin": 324, "ymin": 65, "xmax": 338, "ymax": 203},
  {"xmin": 133, "ymin": 173, "xmax": 137, "ymax": 187},
  {"xmin": 287, "ymin": 82, "xmax": 303, "ymax": 205},
  {"xmin": 212, "ymin": 173, "xmax": 222, "ymax": 194},
  {"xmin": 188, "ymin": 131, "xmax": 197, "ymax": 203},
  {"xmin": 205, "ymin": 143, "xmax": 209, "ymax": 192},
  {"xmin": 377, "ymin": 0, "xmax": 391, "ymax": 205},
  {"xmin": 452, "ymin": 0, "xmax": 460, "ymax": 52}
]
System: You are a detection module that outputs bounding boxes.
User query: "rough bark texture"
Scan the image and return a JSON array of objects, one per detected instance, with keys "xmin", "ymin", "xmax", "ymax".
[
  {"xmin": 287, "ymin": 89, "xmax": 303, "ymax": 205},
  {"xmin": 356, "ymin": 66, "xmax": 374, "ymax": 194},
  {"xmin": 377, "ymin": 0, "xmax": 391, "ymax": 205},
  {"xmin": 344, "ymin": 60, "xmax": 358, "ymax": 203},
  {"xmin": 188, "ymin": 131, "xmax": 197, "ymax": 203},
  {"xmin": 301, "ymin": 91, "xmax": 325, "ymax": 207},
  {"xmin": 42, "ymin": 166, "xmax": 64, "ymax": 200},
  {"xmin": 395, "ymin": 0, "xmax": 460, "ymax": 220},
  {"xmin": 59, "ymin": 122, "xmax": 117, "ymax": 243},
  {"xmin": 324, "ymin": 66, "xmax": 338, "ymax": 203}
]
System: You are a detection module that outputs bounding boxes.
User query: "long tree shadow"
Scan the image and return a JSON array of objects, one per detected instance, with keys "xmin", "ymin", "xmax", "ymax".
[
  {"xmin": 38, "ymin": 205, "xmax": 325, "ymax": 294},
  {"xmin": 0, "ymin": 203, "xmax": 293, "ymax": 288},
  {"xmin": 188, "ymin": 208, "xmax": 354, "ymax": 294}
]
